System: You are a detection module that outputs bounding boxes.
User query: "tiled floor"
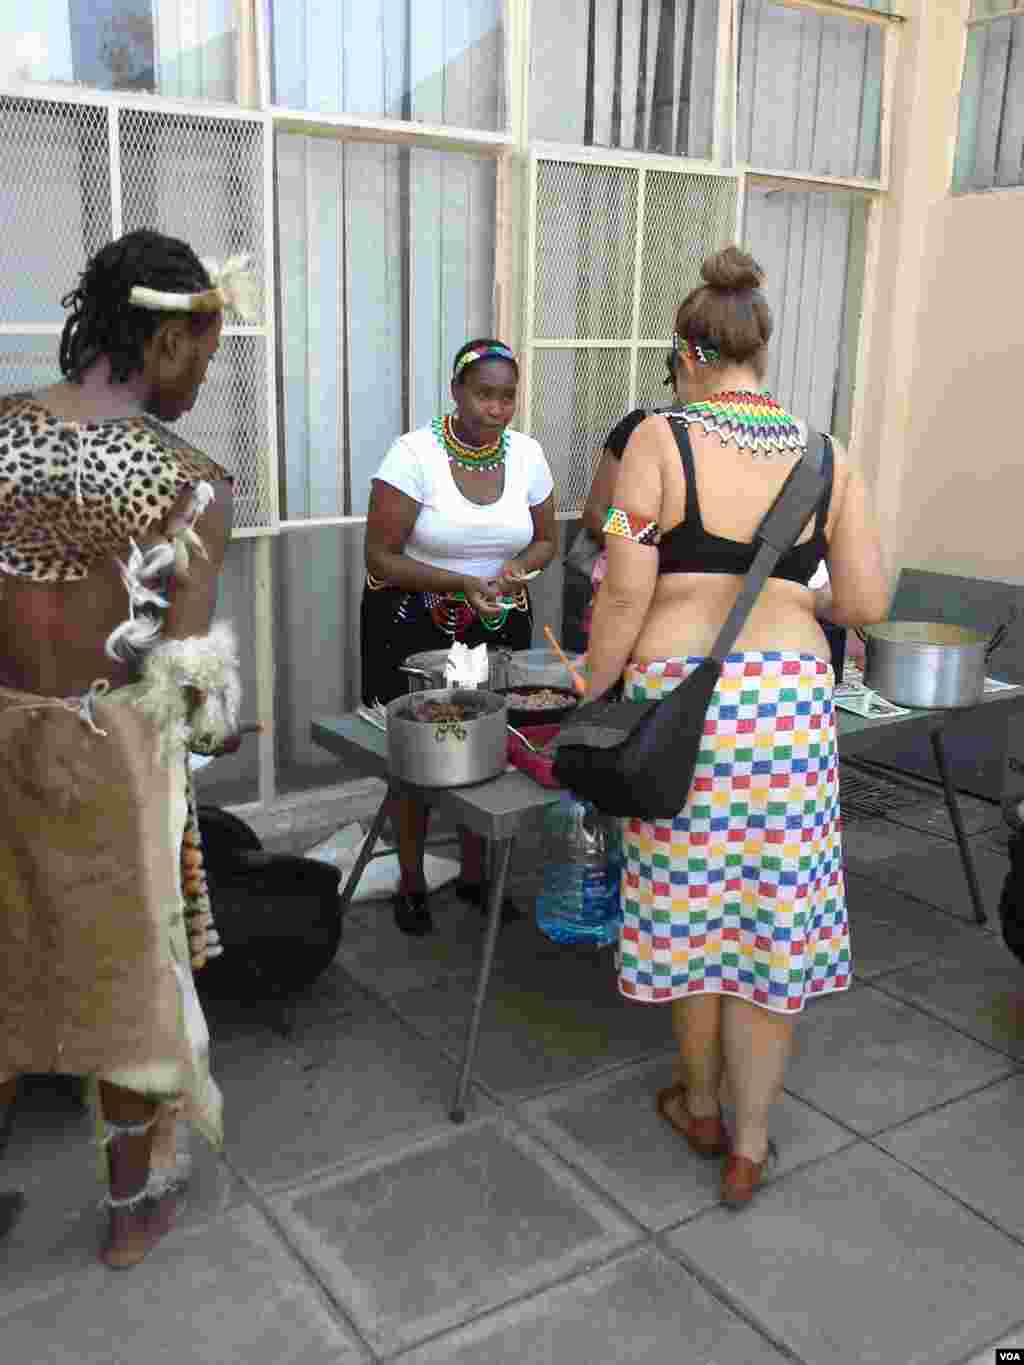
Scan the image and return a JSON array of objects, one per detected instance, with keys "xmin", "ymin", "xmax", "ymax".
[{"xmin": 2, "ymin": 805, "xmax": 1024, "ymax": 1364}]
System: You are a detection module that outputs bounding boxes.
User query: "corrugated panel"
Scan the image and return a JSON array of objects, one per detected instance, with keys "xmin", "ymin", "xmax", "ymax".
[
  {"xmin": 954, "ymin": 15, "xmax": 1024, "ymax": 192},
  {"xmin": 737, "ymin": 0, "xmax": 883, "ymax": 180},
  {"xmin": 530, "ymin": 0, "xmax": 719, "ymax": 161}
]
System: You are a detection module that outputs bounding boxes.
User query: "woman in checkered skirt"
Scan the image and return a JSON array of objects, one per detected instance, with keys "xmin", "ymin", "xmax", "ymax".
[{"xmin": 583, "ymin": 246, "xmax": 888, "ymax": 1208}]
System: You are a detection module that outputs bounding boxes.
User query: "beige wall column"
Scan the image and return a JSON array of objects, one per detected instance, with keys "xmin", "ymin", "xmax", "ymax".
[
  {"xmin": 897, "ymin": 190, "xmax": 1024, "ymax": 582},
  {"xmin": 852, "ymin": 0, "xmax": 968, "ymax": 584}
]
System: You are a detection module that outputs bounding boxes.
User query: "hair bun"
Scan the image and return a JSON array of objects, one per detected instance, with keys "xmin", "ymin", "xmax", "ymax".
[{"xmin": 701, "ymin": 246, "xmax": 764, "ymax": 294}]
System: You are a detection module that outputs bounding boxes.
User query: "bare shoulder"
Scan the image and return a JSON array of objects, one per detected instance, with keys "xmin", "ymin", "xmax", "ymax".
[{"xmin": 622, "ymin": 412, "xmax": 677, "ymax": 467}]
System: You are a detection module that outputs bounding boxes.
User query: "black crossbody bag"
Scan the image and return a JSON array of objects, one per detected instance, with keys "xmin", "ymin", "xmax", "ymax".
[{"xmin": 551, "ymin": 426, "xmax": 830, "ymax": 820}]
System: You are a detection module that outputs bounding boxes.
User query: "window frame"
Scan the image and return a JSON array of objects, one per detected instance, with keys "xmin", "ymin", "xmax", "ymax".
[
  {"xmin": 953, "ymin": 1, "xmax": 1024, "ymax": 194},
  {"xmin": 0, "ymin": 0, "xmax": 906, "ymax": 813}
]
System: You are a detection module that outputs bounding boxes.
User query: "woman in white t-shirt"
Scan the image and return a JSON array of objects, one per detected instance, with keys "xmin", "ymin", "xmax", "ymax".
[{"xmin": 362, "ymin": 338, "xmax": 557, "ymax": 935}]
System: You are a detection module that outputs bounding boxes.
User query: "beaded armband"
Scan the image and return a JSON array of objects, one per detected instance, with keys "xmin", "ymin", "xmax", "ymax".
[{"xmin": 602, "ymin": 505, "xmax": 661, "ymax": 546}]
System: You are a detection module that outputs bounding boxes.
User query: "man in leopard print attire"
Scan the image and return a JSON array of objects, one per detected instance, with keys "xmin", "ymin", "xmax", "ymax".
[{"xmin": 0, "ymin": 230, "xmax": 252, "ymax": 1268}]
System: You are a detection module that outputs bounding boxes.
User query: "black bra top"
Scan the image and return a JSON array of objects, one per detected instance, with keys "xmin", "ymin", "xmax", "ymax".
[{"xmin": 657, "ymin": 419, "xmax": 832, "ymax": 584}]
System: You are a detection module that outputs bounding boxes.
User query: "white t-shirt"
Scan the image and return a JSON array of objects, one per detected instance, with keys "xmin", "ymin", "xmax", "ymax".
[{"xmin": 373, "ymin": 426, "xmax": 554, "ymax": 581}]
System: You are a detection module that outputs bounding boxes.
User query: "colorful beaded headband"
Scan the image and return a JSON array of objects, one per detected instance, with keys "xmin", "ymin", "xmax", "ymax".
[
  {"xmin": 669, "ymin": 331, "xmax": 721, "ymax": 372},
  {"xmin": 129, "ymin": 254, "xmax": 259, "ymax": 322},
  {"xmin": 453, "ymin": 344, "xmax": 517, "ymax": 380}
]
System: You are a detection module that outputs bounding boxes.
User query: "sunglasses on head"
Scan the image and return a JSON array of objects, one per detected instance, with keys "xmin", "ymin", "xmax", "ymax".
[{"xmin": 664, "ymin": 331, "xmax": 681, "ymax": 386}]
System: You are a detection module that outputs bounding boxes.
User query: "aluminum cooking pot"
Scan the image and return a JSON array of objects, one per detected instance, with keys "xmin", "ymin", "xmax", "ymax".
[
  {"xmin": 399, "ymin": 648, "xmax": 513, "ymax": 692},
  {"xmin": 398, "ymin": 649, "xmax": 451, "ymax": 692},
  {"xmin": 386, "ymin": 688, "xmax": 508, "ymax": 787},
  {"xmin": 860, "ymin": 620, "xmax": 1007, "ymax": 709}
]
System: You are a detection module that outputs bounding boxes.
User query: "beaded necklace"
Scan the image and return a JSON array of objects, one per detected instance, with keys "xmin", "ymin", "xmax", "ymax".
[
  {"xmin": 432, "ymin": 414, "xmax": 508, "ymax": 472},
  {"xmin": 676, "ymin": 390, "xmax": 803, "ymax": 457}
]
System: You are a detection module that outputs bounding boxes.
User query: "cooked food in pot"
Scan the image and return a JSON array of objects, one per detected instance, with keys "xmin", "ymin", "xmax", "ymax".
[
  {"xmin": 409, "ymin": 699, "xmax": 480, "ymax": 724},
  {"xmin": 504, "ymin": 688, "xmax": 577, "ymax": 711}
]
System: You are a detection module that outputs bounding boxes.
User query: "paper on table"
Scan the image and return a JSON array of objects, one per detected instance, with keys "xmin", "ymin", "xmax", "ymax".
[
  {"xmin": 445, "ymin": 640, "xmax": 489, "ymax": 688},
  {"xmin": 833, "ymin": 682, "xmax": 911, "ymax": 719}
]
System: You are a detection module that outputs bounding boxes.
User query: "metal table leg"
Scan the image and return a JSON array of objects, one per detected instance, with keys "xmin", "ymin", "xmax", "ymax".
[
  {"xmin": 336, "ymin": 789, "xmax": 393, "ymax": 919},
  {"xmin": 449, "ymin": 836, "xmax": 514, "ymax": 1123},
  {"xmin": 930, "ymin": 730, "xmax": 988, "ymax": 925}
]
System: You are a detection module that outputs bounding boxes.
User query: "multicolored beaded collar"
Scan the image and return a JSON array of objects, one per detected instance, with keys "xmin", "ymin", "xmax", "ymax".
[
  {"xmin": 432, "ymin": 413, "xmax": 508, "ymax": 472},
  {"xmin": 673, "ymin": 390, "xmax": 803, "ymax": 457}
]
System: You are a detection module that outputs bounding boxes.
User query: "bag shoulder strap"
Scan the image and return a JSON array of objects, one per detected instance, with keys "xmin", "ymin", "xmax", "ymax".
[
  {"xmin": 814, "ymin": 434, "xmax": 834, "ymax": 536},
  {"xmin": 709, "ymin": 430, "xmax": 828, "ymax": 664}
]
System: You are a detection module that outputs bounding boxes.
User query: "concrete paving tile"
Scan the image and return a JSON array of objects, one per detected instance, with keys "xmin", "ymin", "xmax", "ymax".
[
  {"xmin": 844, "ymin": 874, "xmax": 982, "ymax": 979},
  {"xmin": 877, "ymin": 933, "xmax": 1024, "ymax": 1061},
  {"xmin": 841, "ymin": 817, "xmax": 943, "ymax": 873},
  {"xmin": 783, "ymin": 985, "xmax": 1015, "ymax": 1133},
  {"xmin": 394, "ymin": 1244, "xmax": 791, "ymax": 1365},
  {"xmin": 843, "ymin": 821, "xmax": 1008, "ymax": 923},
  {"xmin": 521, "ymin": 1056, "xmax": 852, "ymax": 1230},
  {"xmin": 877, "ymin": 1074, "xmax": 1024, "ymax": 1239},
  {"xmin": 214, "ymin": 995, "xmax": 495, "ymax": 1192},
  {"xmin": 962, "ymin": 1325, "xmax": 1024, "ymax": 1364},
  {"xmin": 337, "ymin": 892, "xmax": 566, "ymax": 1000},
  {"xmin": 666, "ymin": 1144, "xmax": 1024, "ymax": 1365},
  {"xmin": 0, "ymin": 1205, "xmax": 366, "ymax": 1362},
  {"xmin": 0, "ymin": 1081, "xmax": 240, "ymax": 1312},
  {"xmin": 200, "ymin": 961, "xmax": 367, "ymax": 1048},
  {"xmin": 884, "ymin": 792, "xmax": 1003, "ymax": 839},
  {"xmin": 268, "ymin": 1117, "xmax": 639, "ymax": 1356},
  {"xmin": 388, "ymin": 949, "xmax": 669, "ymax": 1102}
]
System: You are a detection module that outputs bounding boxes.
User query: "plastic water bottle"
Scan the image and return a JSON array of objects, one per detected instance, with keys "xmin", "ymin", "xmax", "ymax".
[{"xmin": 534, "ymin": 794, "xmax": 622, "ymax": 947}]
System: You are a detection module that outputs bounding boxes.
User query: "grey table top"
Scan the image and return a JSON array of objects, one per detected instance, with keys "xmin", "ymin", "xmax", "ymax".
[
  {"xmin": 313, "ymin": 682, "xmax": 1024, "ymax": 826},
  {"xmin": 311, "ymin": 715, "xmax": 563, "ymax": 840},
  {"xmin": 834, "ymin": 680, "xmax": 1024, "ymax": 756}
]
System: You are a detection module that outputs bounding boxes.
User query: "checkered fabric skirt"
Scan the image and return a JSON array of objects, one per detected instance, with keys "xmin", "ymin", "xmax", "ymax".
[{"xmin": 618, "ymin": 652, "xmax": 850, "ymax": 1012}]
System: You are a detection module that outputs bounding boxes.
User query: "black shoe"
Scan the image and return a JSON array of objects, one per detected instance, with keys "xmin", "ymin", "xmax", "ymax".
[
  {"xmin": 0, "ymin": 1191, "xmax": 25, "ymax": 1240},
  {"xmin": 456, "ymin": 881, "xmax": 524, "ymax": 923},
  {"xmin": 393, "ymin": 889, "xmax": 433, "ymax": 937}
]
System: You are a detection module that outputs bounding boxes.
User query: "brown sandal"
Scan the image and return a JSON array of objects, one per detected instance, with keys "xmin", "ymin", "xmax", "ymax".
[
  {"xmin": 721, "ymin": 1141, "xmax": 778, "ymax": 1209},
  {"xmin": 655, "ymin": 1084, "xmax": 729, "ymax": 1158}
]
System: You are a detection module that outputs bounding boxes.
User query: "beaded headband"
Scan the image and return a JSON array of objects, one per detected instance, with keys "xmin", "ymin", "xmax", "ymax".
[
  {"xmin": 129, "ymin": 254, "xmax": 259, "ymax": 322},
  {"xmin": 453, "ymin": 344, "xmax": 517, "ymax": 381},
  {"xmin": 668, "ymin": 331, "xmax": 721, "ymax": 374}
]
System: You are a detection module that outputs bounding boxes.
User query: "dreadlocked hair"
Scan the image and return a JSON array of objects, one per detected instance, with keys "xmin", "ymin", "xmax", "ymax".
[{"xmin": 59, "ymin": 229, "xmax": 215, "ymax": 383}]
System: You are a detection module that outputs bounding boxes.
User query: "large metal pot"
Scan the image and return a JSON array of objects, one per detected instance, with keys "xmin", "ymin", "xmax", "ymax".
[
  {"xmin": 399, "ymin": 648, "xmax": 513, "ymax": 692},
  {"xmin": 386, "ymin": 688, "xmax": 508, "ymax": 787},
  {"xmin": 861, "ymin": 621, "xmax": 1006, "ymax": 709},
  {"xmin": 398, "ymin": 649, "xmax": 452, "ymax": 691}
]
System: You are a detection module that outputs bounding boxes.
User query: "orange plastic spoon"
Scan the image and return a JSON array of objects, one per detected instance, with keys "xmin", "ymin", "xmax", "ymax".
[{"xmin": 543, "ymin": 625, "xmax": 587, "ymax": 695}]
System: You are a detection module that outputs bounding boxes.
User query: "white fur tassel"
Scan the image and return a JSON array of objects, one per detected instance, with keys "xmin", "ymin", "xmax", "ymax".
[
  {"xmin": 135, "ymin": 622, "xmax": 242, "ymax": 762},
  {"xmin": 105, "ymin": 481, "xmax": 218, "ymax": 663}
]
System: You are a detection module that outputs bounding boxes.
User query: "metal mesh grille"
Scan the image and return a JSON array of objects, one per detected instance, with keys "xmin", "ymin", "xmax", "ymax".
[
  {"xmin": 119, "ymin": 109, "xmax": 266, "ymax": 326},
  {"xmin": 636, "ymin": 346, "xmax": 673, "ymax": 410},
  {"xmin": 839, "ymin": 763, "xmax": 929, "ymax": 823},
  {"xmin": 0, "ymin": 340, "xmax": 60, "ymax": 395},
  {"xmin": 0, "ymin": 97, "xmax": 112, "ymax": 325},
  {"xmin": 640, "ymin": 173, "xmax": 738, "ymax": 338},
  {"xmin": 175, "ymin": 335, "xmax": 272, "ymax": 532},
  {"xmin": 533, "ymin": 161, "xmax": 638, "ymax": 340},
  {"xmin": 530, "ymin": 348, "xmax": 630, "ymax": 513},
  {"xmin": 528, "ymin": 158, "xmax": 738, "ymax": 510}
]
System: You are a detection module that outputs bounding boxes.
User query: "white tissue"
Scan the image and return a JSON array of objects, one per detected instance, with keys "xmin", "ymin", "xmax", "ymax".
[{"xmin": 444, "ymin": 641, "xmax": 490, "ymax": 689}]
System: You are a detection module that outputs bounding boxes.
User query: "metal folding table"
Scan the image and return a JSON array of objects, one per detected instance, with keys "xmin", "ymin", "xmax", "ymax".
[{"xmin": 313, "ymin": 683, "xmax": 1024, "ymax": 1121}]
